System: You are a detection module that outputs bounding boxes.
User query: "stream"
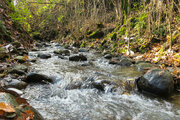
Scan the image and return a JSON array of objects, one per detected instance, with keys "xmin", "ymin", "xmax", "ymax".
[{"xmin": 22, "ymin": 43, "xmax": 180, "ymax": 120}]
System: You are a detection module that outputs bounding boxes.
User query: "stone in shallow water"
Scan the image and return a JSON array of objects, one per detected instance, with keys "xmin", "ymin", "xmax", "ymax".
[
  {"xmin": 24, "ymin": 73, "xmax": 53, "ymax": 83},
  {"xmin": 2, "ymin": 78, "xmax": 28, "ymax": 89},
  {"xmin": 54, "ymin": 49, "xmax": 70, "ymax": 56},
  {"xmin": 78, "ymin": 48, "xmax": 89, "ymax": 52},
  {"xmin": 104, "ymin": 54, "xmax": 112, "ymax": 59},
  {"xmin": 135, "ymin": 69, "xmax": 174, "ymax": 96},
  {"xmin": 38, "ymin": 53, "xmax": 51, "ymax": 59},
  {"xmin": 109, "ymin": 57, "xmax": 132, "ymax": 66},
  {"xmin": 69, "ymin": 54, "xmax": 87, "ymax": 61}
]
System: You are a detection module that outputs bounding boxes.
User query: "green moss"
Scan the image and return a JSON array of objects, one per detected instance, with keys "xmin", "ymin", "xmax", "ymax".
[
  {"xmin": 80, "ymin": 42, "xmax": 86, "ymax": 48},
  {"xmin": 101, "ymin": 39, "xmax": 107, "ymax": 46},
  {"xmin": 107, "ymin": 32, "xmax": 117, "ymax": 41},
  {"xmin": 117, "ymin": 27, "xmax": 126, "ymax": 36},
  {"xmin": 88, "ymin": 29, "xmax": 104, "ymax": 39}
]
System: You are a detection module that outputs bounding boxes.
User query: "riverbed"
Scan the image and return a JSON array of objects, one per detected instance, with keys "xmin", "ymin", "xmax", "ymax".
[{"xmin": 22, "ymin": 43, "xmax": 180, "ymax": 120}]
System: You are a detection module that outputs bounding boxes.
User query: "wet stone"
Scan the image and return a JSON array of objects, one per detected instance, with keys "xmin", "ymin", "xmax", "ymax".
[
  {"xmin": 58, "ymin": 55, "xmax": 66, "ymax": 59},
  {"xmin": 78, "ymin": 48, "xmax": 89, "ymax": 52},
  {"xmin": 54, "ymin": 49, "xmax": 70, "ymax": 56},
  {"xmin": 135, "ymin": 69, "xmax": 174, "ymax": 97},
  {"xmin": 104, "ymin": 54, "xmax": 112, "ymax": 59},
  {"xmin": 24, "ymin": 73, "xmax": 53, "ymax": 83},
  {"xmin": 1, "ymin": 78, "xmax": 28, "ymax": 89},
  {"xmin": 38, "ymin": 53, "xmax": 51, "ymax": 59},
  {"xmin": 69, "ymin": 54, "xmax": 87, "ymax": 62},
  {"xmin": 28, "ymin": 58, "xmax": 37, "ymax": 63}
]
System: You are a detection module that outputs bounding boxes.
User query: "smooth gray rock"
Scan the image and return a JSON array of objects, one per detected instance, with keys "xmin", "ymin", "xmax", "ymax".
[
  {"xmin": 78, "ymin": 48, "xmax": 89, "ymax": 52},
  {"xmin": 135, "ymin": 69, "xmax": 174, "ymax": 96}
]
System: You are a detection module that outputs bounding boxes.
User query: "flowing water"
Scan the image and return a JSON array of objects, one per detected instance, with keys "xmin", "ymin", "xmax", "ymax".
[{"xmin": 22, "ymin": 43, "xmax": 180, "ymax": 120}]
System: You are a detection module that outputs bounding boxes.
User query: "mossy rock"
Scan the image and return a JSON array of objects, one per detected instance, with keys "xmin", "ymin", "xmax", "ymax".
[
  {"xmin": 14, "ymin": 56, "xmax": 26, "ymax": 63},
  {"xmin": 0, "ymin": 47, "xmax": 7, "ymax": 60},
  {"xmin": 0, "ymin": 92, "xmax": 44, "ymax": 120},
  {"xmin": 88, "ymin": 29, "xmax": 104, "ymax": 39},
  {"xmin": 8, "ymin": 64, "xmax": 28, "ymax": 75},
  {"xmin": 54, "ymin": 49, "xmax": 70, "ymax": 56}
]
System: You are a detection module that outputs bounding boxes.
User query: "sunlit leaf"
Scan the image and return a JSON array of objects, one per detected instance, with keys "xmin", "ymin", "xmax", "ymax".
[
  {"xmin": 0, "ymin": 102, "xmax": 15, "ymax": 113},
  {"xmin": 172, "ymin": 69, "xmax": 179, "ymax": 75}
]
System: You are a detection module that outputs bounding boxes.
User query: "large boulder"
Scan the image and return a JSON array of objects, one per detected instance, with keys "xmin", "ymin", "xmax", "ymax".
[
  {"xmin": 135, "ymin": 69, "xmax": 174, "ymax": 96},
  {"xmin": 0, "ymin": 91, "xmax": 44, "ymax": 120},
  {"xmin": 24, "ymin": 73, "xmax": 53, "ymax": 83},
  {"xmin": 69, "ymin": 54, "xmax": 87, "ymax": 61}
]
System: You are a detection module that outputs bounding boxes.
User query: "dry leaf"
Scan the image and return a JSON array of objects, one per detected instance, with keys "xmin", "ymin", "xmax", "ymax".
[
  {"xmin": 172, "ymin": 69, "xmax": 179, "ymax": 75},
  {"xmin": 0, "ymin": 102, "xmax": 15, "ymax": 113},
  {"xmin": 24, "ymin": 55, "xmax": 29, "ymax": 60}
]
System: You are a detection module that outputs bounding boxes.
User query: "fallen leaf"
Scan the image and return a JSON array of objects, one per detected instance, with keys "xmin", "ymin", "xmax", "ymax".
[
  {"xmin": 17, "ymin": 110, "xmax": 34, "ymax": 120},
  {"xmin": 0, "ymin": 102, "xmax": 15, "ymax": 113},
  {"xmin": 172, "ymin": 69, "xmax": 179, "ymax": 75}
]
